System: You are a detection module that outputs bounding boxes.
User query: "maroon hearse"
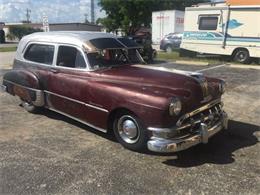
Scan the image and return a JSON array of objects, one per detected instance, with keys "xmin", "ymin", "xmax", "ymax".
[{"xmin": 1, "ymin": 31, "xmax": 228, "ymax": 153}]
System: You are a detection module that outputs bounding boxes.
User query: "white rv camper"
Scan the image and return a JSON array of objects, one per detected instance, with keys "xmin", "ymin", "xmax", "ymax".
[
  {"xmin": 152, "ymin": 10, "xmax": 184, "ymax": 44},
  {"xmin": 181, "ymin": 1, "xmax": 260, "ymax": 63}
]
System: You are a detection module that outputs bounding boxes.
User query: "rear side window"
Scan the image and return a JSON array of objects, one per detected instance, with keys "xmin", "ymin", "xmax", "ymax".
[
  {"xmin": 57, "ymin": 46, "xmax": 86, "ymax": 68},
  {"xmin": 199, "ymin": 16, "xmax": 218, "ymax": 30},
  {"xmin": 24, "ymin": 44, "xmax": 54, "ymax": 65}
]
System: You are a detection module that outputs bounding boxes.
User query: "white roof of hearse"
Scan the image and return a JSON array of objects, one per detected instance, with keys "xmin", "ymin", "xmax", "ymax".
[
  {"xmin": 17, "ymin": 31, "xmax": 138, "ymax": 55},
  {"xmin": 22, "ymin": 31, "xmax": 117, "ymax": 44}
]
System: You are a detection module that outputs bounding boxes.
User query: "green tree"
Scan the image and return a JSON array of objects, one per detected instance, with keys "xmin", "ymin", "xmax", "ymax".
[
  {"xmin": 98, "ymin": 0, "xmax": 209, "ymax": 35},
  {"xmin": 9, "ymin": 25, "xmax": 42, "ymax": 40}
]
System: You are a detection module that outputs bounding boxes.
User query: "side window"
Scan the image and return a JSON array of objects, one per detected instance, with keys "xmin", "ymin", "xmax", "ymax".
[
  {"xmin": 57, "ymin": 46, "xmax": 86, "ymax": 68},
  {"xmin": 199, "ymin": 16, "xmax": 218, "ymax": 30},
  {"xmin": 24, "ymin": 44, "xmax": 54, "ymax": 65}
]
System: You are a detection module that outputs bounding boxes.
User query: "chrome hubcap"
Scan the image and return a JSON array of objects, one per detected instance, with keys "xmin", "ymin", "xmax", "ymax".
[
  {"xmin": 237, "ymin": 51, "xmax": 246, "ymax": 61},
  {"xmin": 166, "ymin": 47, "xmax": 172, "ymax": 53},
  {"xmin": 122, "ymin": 120, "xmax": 137, "ymax": 138},
  {"xmin": 239, "ymin": 53, "xmax": 245, "ymax": 59},
  {"xmin": 117, "ymin": 116, "xmax": 140, "ymax": 144}
]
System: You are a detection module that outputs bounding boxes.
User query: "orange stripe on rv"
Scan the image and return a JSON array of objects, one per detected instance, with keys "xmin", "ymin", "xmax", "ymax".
[{"xmin": 226, "ymin": 0, "xmax": 260, "ymax": 5}]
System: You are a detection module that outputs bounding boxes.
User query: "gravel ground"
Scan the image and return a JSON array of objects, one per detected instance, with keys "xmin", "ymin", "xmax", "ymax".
[
  {"xmin": 0, "ymin": 60, "xmax": 259, "ymax": 194},
  {"xmin": 0, "ymin": 51, "xmax": 15, "ymax": 68}
]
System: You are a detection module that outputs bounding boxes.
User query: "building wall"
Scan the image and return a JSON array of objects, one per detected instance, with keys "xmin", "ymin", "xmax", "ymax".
[{"xmin": 3, "ymin": 23, "xmax": 43, "ymax": 38}]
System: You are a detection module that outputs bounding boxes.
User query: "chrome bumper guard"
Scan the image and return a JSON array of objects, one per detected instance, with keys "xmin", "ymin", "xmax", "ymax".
[{"xmin": 147, "ymin": 100, "xmax": 228, "ymax": 153}]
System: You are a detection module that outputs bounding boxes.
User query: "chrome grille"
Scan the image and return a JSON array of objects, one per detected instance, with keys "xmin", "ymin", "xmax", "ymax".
[{"xmin": 176, "ymin": 100, "xmax": 224, "ymax": 130}]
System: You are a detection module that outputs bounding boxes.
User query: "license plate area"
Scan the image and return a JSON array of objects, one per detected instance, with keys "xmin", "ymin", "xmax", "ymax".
[{"xmin": 13, "ymin": 85, "xmax": 31, "ymax": 101}]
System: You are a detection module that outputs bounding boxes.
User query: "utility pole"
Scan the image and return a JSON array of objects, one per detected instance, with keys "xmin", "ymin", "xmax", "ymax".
[
  {"xmin": 90, "ymin": 0, "xmax": 94, "ymax": 24},
  {"xmin": 26, "ymin": 8, "xmax": 31, "ymax": 23}
]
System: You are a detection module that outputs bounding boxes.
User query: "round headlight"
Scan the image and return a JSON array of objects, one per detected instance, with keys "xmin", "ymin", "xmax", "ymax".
[
  {"xmin": 219, "ymin": 80, "xmax": 226, "ymax": 94},
  {"xmin": 169, "ymin": 98, "xmax": 182, "ymax": 116}
]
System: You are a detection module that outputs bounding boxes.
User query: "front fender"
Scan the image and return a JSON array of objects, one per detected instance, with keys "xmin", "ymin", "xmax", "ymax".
[{"xmin": 109, "ymin": 95, "xmax": 176, "ymax": 129}]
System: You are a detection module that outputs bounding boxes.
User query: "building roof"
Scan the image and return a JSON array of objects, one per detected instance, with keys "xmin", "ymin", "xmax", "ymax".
[{"xmin": 49, "ymin": 22, "xmax": 102, "ymax": 27}]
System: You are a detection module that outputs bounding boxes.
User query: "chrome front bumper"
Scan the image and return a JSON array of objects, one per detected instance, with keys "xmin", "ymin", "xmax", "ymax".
[{"xmin": 147, "ymin": 100, "xmax": 228, "ymax": 153}]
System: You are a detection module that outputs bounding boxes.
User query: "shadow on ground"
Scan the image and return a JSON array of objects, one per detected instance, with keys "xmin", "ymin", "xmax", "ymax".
[
  {"xmin": 38, "ymin": 108, "xmax": 259, "ymax": 167},
  {"xmin": 162, "ymin": 120, "xmax": 259, "ymax": 167},
  {"xmin": 37, "ymin": 108, "xmax": 117, "ymax": 142}
]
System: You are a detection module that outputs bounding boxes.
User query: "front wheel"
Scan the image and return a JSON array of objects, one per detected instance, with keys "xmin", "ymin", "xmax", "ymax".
[
  {"xmin": 165, "ymin": 45, "xmax": 173, "ymax": 53},
  {"xmin": 113, "ymin": 112, "xmax": 149, "ymax": 151},
  {"xmin": 233, "ymin": 49, "xmax": 251, "ymax": 64},
  {"xmin": 20, "ymin": 99, "xmax": 39, "ymax": 113}
]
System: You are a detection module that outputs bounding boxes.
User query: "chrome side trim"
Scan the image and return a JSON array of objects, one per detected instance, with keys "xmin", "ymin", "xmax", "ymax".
[
  {"xmin": 3, "ymin": 79, "xmax": 44, "ymax": 106},
  {"xmin": 44, "ymin": 90, "xmax": 109, "ymax": 113},
  {"xmin": 48, "ymin": 107, "xmax": 107, "ymax": 133},
  {"xmin": 3, "ymin": 79, "xmax": 42, "ymax": 92}
]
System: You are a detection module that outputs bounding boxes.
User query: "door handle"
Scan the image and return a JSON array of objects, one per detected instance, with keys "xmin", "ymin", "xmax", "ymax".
[{"xmin": 50, "ymin": 68, "xmax": 59, "ymax": 73}]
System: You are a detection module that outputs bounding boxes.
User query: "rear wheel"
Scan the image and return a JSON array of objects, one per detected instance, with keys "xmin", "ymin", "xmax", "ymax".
[
  {"xmin": 233, "ymin": 49, "xmax": 251, "ymax": 64},
  {"xmin": 113, "ymin": 112, "xmax": 148, "ymax": 151},
  {"xmin": 165, "ymin": 45, "xmax": 173, "ymax": 53}
]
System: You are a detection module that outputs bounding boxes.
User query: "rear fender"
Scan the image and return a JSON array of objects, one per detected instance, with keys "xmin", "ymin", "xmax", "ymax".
[{"xmin": 3, "ymin": 70, "xmax": 44, "ymax": 106}]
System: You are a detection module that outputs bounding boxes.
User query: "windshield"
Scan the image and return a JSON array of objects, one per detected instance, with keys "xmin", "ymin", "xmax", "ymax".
[{"xmin": 87, "ymin": 48, "xmax": 143, "ymax": 70}]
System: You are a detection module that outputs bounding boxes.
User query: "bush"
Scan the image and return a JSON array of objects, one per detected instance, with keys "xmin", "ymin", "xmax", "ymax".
[
  {"xmin": 9, "ymin": 25, "xmax": 42, "ymax": 40},
  {"xmin": 0, "ymin": 30, "xmax": 5, "ymax": 43}
]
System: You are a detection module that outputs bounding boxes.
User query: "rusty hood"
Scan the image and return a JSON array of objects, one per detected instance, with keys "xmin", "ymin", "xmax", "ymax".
[{"xmin": 93, "ymin": 65, "xmax": 221, "ymax": 111}]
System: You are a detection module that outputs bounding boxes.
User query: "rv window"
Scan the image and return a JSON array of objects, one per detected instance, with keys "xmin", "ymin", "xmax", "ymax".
[{"xmin": 199, "ymin": 16, "xmax": 218, "ymax": 30}]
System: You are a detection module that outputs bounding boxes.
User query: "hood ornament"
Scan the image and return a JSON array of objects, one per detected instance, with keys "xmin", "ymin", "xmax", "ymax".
[{"xmin": 190, "ymin": 73, "xmax": 212, "ymax": 103}]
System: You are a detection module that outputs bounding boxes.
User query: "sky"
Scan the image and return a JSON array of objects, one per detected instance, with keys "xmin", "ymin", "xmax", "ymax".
[{"xmin": 0, "ymin": 0, "xmax": 106, "ymax": 23}]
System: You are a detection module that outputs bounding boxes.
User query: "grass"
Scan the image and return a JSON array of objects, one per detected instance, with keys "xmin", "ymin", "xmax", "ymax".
[
  {"xmin": 0, "ymin": 47, "xmax": 17, "ymax": 52},
  {"xmin": 156, "ymin": 50, "xmax": 226, "ymax": 65},
  {"xmin": 156, "ymin": 50, "xmax": 260, "ymax": 65}
]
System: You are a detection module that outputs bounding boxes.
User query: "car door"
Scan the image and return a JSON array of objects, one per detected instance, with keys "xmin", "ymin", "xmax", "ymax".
[{"xmin": 46, "ymin": 45, "xmax": 108, "ymax": 131}]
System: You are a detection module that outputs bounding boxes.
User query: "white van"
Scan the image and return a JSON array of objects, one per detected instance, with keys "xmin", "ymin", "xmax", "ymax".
[
  {"xmin": 152, "ymin": 10, "xmax": 184, "ymax": 44},
  {"xmin": 181, "ymin": 2, "xmax": 260, "ymax": 63}
]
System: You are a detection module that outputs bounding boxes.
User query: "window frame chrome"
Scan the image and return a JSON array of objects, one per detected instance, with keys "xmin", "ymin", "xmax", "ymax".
[
  {"xmin": 54, "ymin": 43, "xmax": 90, "ymax": 71},
  {"xmin": 22, "ymin": 41, "xmax": 91, "ymax": 72},
  {"xmin": 21, "ymin": 39, "xmax": 144, "ymax": 72},
  {"xmin": 22, "ymin": 41, "xmax": 56, "ymax": 67}
]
